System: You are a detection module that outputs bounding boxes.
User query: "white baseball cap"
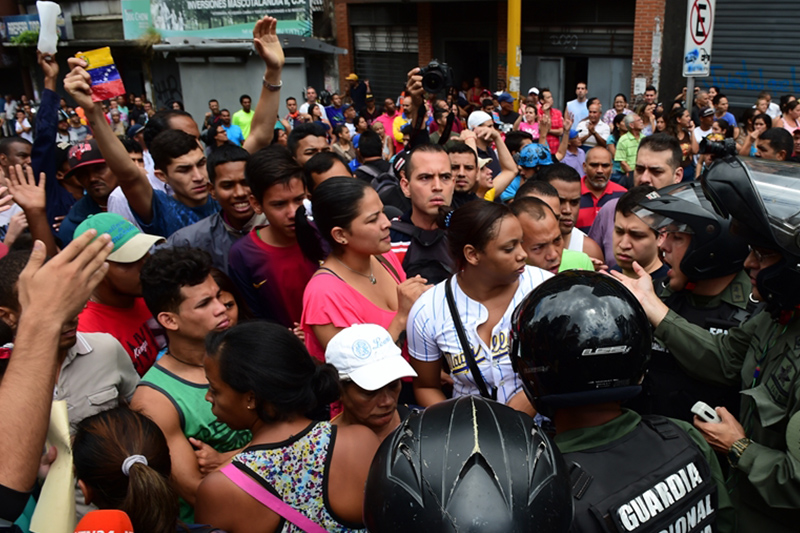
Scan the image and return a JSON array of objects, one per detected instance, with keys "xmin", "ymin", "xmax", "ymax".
[
  {"xmin": 325, "ymin": 324, "xmax": 417, "ymax": 391},
  {"xmin": 528, "ymin": 87, "xmax": 540, "ymax": 95}
]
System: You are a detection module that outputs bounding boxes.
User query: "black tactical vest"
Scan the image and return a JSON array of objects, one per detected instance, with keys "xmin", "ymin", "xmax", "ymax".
[
  {"xmin": 566, "ymin": 416, "xmax": 718, "ymax": 533},
  {"xmin": 636, "ymin": 286, "xmax": 762, "ymax": 423}
]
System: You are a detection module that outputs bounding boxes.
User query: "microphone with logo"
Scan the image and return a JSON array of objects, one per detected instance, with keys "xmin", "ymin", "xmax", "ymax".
[{"xmin": 73, "ymin": 509, "xmax": 134, "ymax": 533}]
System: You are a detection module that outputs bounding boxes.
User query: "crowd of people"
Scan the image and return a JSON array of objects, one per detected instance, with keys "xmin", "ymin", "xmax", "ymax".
[{"xmin": 2, "ymin": 13, "xmax": 800, "ymax": 533}]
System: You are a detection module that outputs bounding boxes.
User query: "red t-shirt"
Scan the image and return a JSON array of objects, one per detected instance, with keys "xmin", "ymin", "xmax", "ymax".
[
  {"xmin": 77, "ymin": 298, "xmax": 161, "ymax": 376},
  {"xmin": 228, "ymin": 229, "xmax": 319, "ymax": 328}
]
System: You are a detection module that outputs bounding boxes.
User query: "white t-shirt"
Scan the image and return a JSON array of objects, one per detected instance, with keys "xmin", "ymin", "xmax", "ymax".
[
  {"xmin": 15, "ymin": 118, "xmax": 32, "ymax": 142},
  {"xmin": 693, "ymin": 126, "xmax": 712, "ymax": 164},
  {"xmin": 569, "ymin": 227, "xmax": 587, "ymax": 252},
  {"xmin": 299, "ymin": 102, "xmax": 325, "ymax": 117},
  {"xmin": 407, "ymin": 266, "xmax": 552, "ymax": 404},
  {"xmin": 576, "ymin": 120, "xmax": 611, "ymax": 148},
  {"xmin": 107, "ymin": 158, "xmax": 170, "ymax": 231}
]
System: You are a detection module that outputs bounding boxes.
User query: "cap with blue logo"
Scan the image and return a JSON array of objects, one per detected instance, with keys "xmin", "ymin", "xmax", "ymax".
[{"xmin": 325, "ymin": 324, "xmax": 417, "ymax": 391}]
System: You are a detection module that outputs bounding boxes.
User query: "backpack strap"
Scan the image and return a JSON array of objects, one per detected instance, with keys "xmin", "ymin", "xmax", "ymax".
[
  {"xmin": 444, "ymin": 275, "xmax": 497, "ymax": 400},
  {"xmin": 221, "ymin": 463, "xmax": 328, "ymax": 533},
  {"xmin": 358, "ymin": 164, "xmax": 381, "ymax": 179}
]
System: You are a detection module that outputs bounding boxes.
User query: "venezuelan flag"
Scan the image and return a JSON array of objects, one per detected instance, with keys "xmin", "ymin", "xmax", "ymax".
[{"xmin": 77, "ymin": 47, "xmax": 126, "ymax": 102}]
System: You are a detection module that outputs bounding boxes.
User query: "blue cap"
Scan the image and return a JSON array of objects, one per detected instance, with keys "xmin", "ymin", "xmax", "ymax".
[{"xmin": 497, "ymin": 92, "xmax": 514, "ymax": 104}]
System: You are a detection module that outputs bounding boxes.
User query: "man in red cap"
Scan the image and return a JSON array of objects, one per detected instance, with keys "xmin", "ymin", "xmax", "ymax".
[{"xmin": 57, "ymin": 140, "xmax": 119, "ymax": 245}]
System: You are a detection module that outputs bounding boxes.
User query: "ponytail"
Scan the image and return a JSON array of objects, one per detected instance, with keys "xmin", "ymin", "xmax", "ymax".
[
  {"xmin": 73, "ymin": 407, "xmax": 177, "ymax": 533},
  {"xmin": 295, "ymin": 202, "xmax": 326, "ymax": 264},
  {"xmin": 312, "ymin": 363, "xmax": 341, "ymax": 407}
]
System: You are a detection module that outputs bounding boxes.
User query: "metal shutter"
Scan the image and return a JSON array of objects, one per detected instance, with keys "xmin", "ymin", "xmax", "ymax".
[
  {"xmin": 705, "ymin": 0, "xmax": 800, "ymax": 108},
  {"xmin": 353, "ymin": 26, "xmax": 418, "ymax": 104}
]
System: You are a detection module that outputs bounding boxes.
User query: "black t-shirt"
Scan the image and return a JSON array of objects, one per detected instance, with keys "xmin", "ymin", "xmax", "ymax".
[
  {"xmin": 451, "ymin": 190, "xmax": 480, "ymax": 209},
  {"xmin": 351, "ymin": 82, "xmax": 368, "ymax": 113},
  {"xmin": 498, "ymin": 110, "xmax": 519, "ymax": 125}
]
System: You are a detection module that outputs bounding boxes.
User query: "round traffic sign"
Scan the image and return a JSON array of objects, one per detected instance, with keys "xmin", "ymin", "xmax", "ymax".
[{"xmin": 690, "ymin": 0, "xmax": 712, "ymax": 46}]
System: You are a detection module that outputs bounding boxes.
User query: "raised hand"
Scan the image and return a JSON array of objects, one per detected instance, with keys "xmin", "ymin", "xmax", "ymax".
[
  {"xmin": 63, "ymin": 56, "xmax": 95, "ymax": 114},
  {"xmin": 4, "ymin": 212, "xmax": 27, "ymax": 246},
  {"xmin": 37, "ymin": 50, "xmax": 59, "ymax": 80},
  {"xmin": 253, "ymin": 16, "xmax": 285, "ymax": 75},
  {"xmin": 0, "ymin": 186, "xmax": 13, "ymax": 215},
  {"xmin": 563, "ymin": 111, "xmax": 574, "ymax": 132},
  {"xmin": 6, "ymin": 164, "xmax": 45, "ymax": 214},
  {"xmin": 16, "ymin": 231, "xmax": 112, "ymax": 325}
]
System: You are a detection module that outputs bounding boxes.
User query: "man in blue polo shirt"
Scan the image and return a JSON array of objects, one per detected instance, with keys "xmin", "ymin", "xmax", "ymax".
[
  {"xmin": 219, "ymin": 109, "xmax": 245, "ymax": 146},
  {"xmin": 577, "ymin": 147, "xmax": 626, "ymax": 232},
  {"xmin": 65, "ymin": 71, "xmax": 219, "ymax": 238}
]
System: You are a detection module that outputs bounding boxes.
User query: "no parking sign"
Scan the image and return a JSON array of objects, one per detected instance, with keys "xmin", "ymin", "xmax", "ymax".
[{"xmin": 682, "ymin": 0, "xmax": 715, "ymax": 77}]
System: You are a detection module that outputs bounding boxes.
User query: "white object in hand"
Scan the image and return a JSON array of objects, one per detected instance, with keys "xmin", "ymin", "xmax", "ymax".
[
  {"xmin": 691, "ymin": 401, "xmax": 722, "ymax": 424},
  {"xmin": 36, "ymin": 1, "xmax": 61, "ymax": 55}
]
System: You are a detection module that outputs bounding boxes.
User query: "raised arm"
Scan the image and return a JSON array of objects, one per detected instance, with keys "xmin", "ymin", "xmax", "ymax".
[
  {"xmin": 32, "ymin": 52, "xmax": 75, "ymax": 228},
  {"xmin": 554, "ymin": 112, "xmax": 573, "ymax": 162},
  {"xmin": 479, "ymin": 127, "xmax": 517, "ymax": 198},
  {"xmin": 6, "ymin": 164, "xmax": 58, "ymax": 256},
  {"xmin": 0, "ymin": 232, "xmax": 111, "ymax": 500},
  {"xmin": 64, "ymin": 57, "xmax": 155, "ymax": 222},
  {"xmin": 243, "ymin": 16, "xmax": 285, "ymax": 154}
]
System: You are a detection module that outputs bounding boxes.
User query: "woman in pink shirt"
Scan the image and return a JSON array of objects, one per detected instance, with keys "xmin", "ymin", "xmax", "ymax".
[{"xmin": 297, "ymin": 178, "xmax": 429, "ymax": 361}]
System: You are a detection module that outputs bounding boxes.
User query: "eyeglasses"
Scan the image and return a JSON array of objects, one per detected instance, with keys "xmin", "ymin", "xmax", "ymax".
[{"xmin": 748, "ymin": 245, "xmax": 780, "ymax": 262}]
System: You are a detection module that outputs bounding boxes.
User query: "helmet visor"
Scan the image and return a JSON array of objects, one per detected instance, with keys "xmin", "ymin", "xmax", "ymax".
[
  {"xmin": 746, "ymin": 159, "xmax": 800, "ymax": 255},
  {"xmin": 632, "ymin": 183, "xmax": 708, "ymax": 234}
]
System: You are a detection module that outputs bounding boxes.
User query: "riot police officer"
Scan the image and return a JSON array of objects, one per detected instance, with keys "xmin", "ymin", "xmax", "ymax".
[
  {"xmin": 511, "ymin": 271, "xmax": 734, "ymax": 532},
  {"xmin": 630, "ymin": 181, "xmax": 756, "ymax": 422},
  {"xmin": 363, "ymin": 396, "xmax": 574, "ymax": 532},
  {"xmin": 613, "ymin": 156, "xmax": 800, "ymax": 531}
]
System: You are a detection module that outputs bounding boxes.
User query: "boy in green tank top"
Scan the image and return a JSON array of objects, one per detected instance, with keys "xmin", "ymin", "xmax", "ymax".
[{"xmin": 132, "ymin": 247, "xmax": 251, "ymax": 524}]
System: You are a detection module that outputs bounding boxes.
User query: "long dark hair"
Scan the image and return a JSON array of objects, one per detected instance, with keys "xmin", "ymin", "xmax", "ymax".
[
  {"xmin": 73, "ymin": 407, "xmax": 177, "ymax": 533},
  {"xmin": 666, "ymin": 107, "xmax": 689, "ymax": 139},
  {"xmin": 296, "ymin": 177, "xmax": 371, "ymax": 264},
  {"xmin": 210, "ymin": 267, "xmax": 254, "ymax": 321},
  {"xmin": 205, "ymin": 322, "xmax": 340, "ymax": 422},
  {"xmin": 436, "ymin": 201, "xmax": 514, "ymax": 270}
]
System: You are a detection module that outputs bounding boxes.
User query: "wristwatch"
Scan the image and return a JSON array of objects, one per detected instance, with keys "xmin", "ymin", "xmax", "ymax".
[{"xmin": 728, "ymin": 437, "xmax": 752, "ymax": 468}]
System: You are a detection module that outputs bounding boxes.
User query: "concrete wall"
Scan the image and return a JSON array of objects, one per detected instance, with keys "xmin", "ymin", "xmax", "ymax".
[{"xmin": 177, "ymin": 56, "xmax": 307, "ymax": 129}]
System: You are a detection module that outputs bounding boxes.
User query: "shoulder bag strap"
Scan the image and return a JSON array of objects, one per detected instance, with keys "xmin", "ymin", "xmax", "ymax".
[
  {"xmin": 444, "ymin": 275, "xmax": 497, "ymax": 400},
  {"xmin": 221, "ymin": 463, "xmax": 328, "ymax": 533},
  {"xmin": 375, "ymin": 254, "xmax": 401, "ymax": 283}
]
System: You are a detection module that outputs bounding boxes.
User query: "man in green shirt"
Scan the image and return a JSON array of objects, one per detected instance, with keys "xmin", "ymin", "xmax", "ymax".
[
  {"xmin": 614, "ymin": 156, "xmax": 800, "ymax": 532},
  {"xmin": 231, "ymin": 94, "xmax": 254, "ymax": 139},
  {"xmin": 131, "ymin": 247, "xmax": 251, "ymax": 523},
  {"xmin": 512, "ymin": 271, "xmax": 734, "ymax": 533},
  {"xmin": 614, "ymin": 113, "xmax": 644, "ymax": 179}
]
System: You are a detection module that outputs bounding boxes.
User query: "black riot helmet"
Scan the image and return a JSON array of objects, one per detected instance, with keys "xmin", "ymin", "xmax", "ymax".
[
  {"xmin": 510, "ymin": 271, "xmax": 652, "ymax": 416},
  {"xmin": 363, "ymin": 396, "xmax": 573, "ymax": 533},
  {"xmin": 633, "ymin": 181, "xmax": 749, "ymax": 282},
  {"xmin": 702, "ymin": 156, "xmax": 800, "ymax": 310}
]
